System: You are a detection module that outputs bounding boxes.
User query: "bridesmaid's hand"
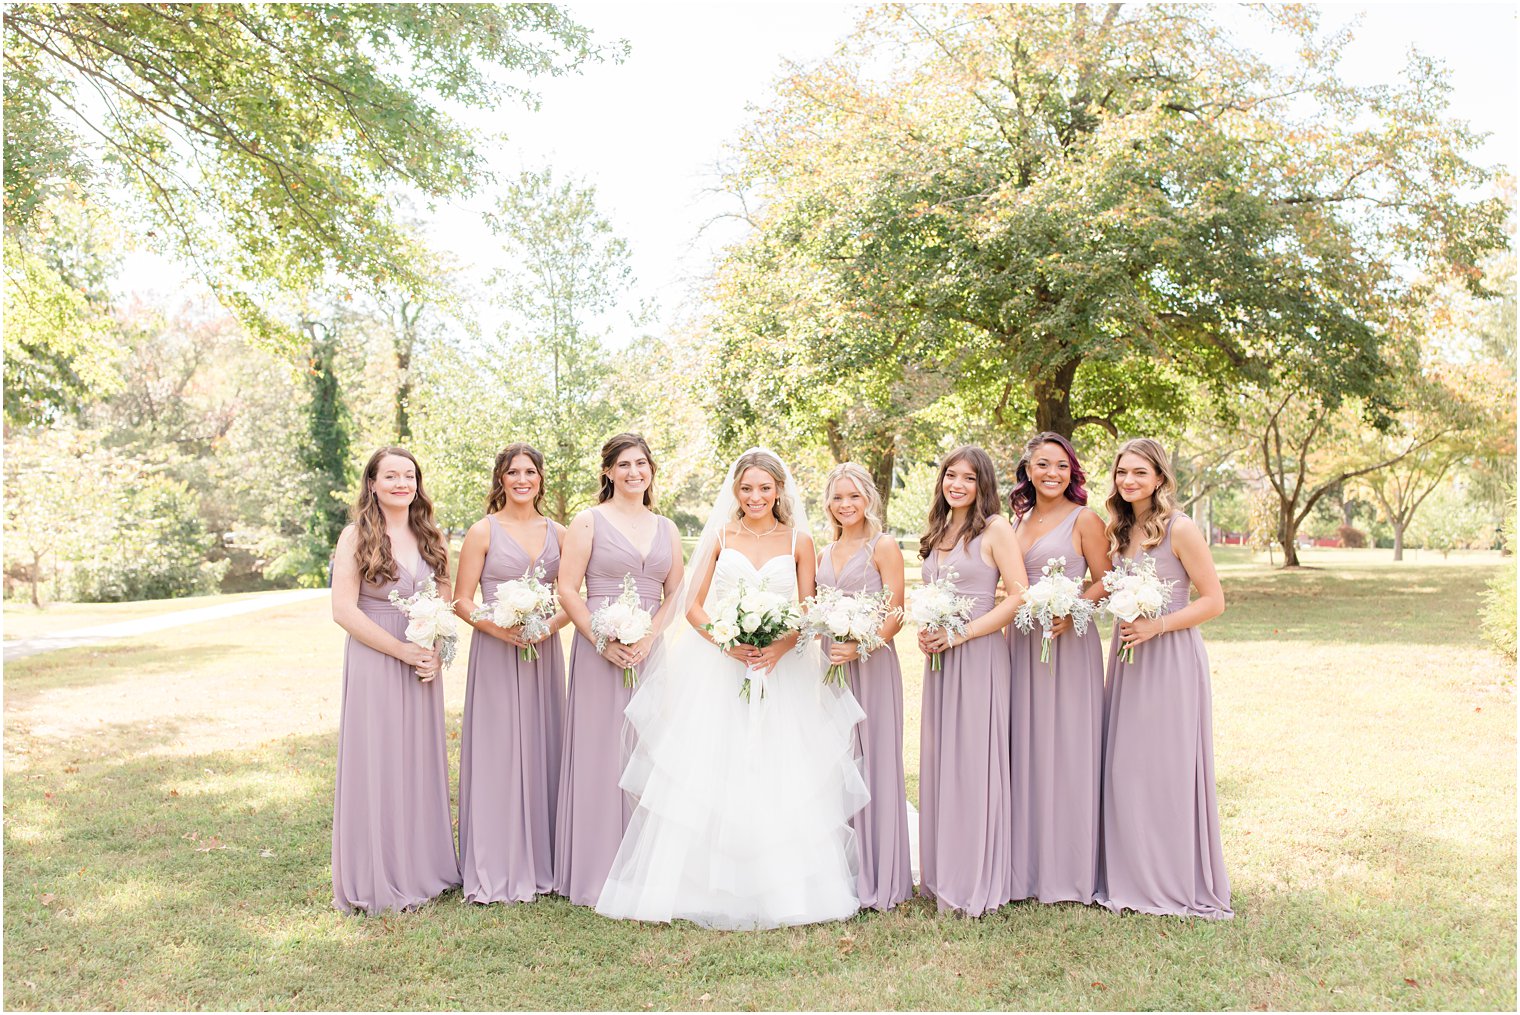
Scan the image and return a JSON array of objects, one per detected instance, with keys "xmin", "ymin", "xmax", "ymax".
[
  {"xmin": 397, "ymin": 642, "xmax": 434, "ymax": 668},
  {"xmin": 496, "ymin": 625, "xmax": 527, "ymax": 647},
  {"xmin": 1049, "ymin": 615, "xmax": 1073, "ymax": 638},
  {"xmin": 414, "ymin": 648, "xmax": 441, "ymax": 683},
  {"xmin": 752, "ymin": 641, "xmax": 787, "ymax": 674},
  {"xmin": 601, "ymin": 641, "xmax": 634, "ymax": 668},
  {"xmin": 626, "ymin": 634, "xmax": 654, "ymax": 667},
  {"xmin": 1118, "ymin": 616, "xmax": 1164, "ymax": 648},
  {"xmin": 827, "ymin": 641, "xmax": 860, "ymax": 665},
  {"xmin": 919, "ymin": 629, "xmax": 950, "ymax": 655}
]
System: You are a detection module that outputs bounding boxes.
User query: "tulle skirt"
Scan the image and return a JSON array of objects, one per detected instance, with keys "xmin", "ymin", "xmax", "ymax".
[{"xmin": 595, "ymin": 636, "xmax": 870, "ymax": 930}]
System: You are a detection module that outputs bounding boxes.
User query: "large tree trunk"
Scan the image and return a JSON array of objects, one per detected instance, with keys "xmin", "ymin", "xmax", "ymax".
[
  {"xmin": 1031, "ymin": 359, "xmax": 1081, "ymax": 438},
  {"xmin": 871, "ymin": 443, "xmax": 896, "ymax": 517},
  {"xmin": 1391, "ymin": 520, "xmax": 1405, "ymax": 561},
  {"xmin": 1278, "ymin": 505, "xmax": 1302, "ymax": 567},
  {"xmin": 29, "ymin": 550, "xmax": 42, "ymax": 608}
]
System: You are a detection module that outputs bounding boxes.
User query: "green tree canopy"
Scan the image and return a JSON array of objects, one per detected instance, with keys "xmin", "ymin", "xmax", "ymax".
[
  {"xmin": 708, "ymin": 3, "xmax": 1508, "ymax": 452},
  {"xmin": 3, "ymin": 3, "xmax": 610, "ymax": 338}
]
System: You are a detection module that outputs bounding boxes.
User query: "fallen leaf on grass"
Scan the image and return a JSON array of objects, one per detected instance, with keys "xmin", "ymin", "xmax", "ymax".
[
  {"xmin": 448, "ymin": 729, "xmax": 460, "ymax": 740},
  {"xmin": 698, "ymin": 993, "xmax": 712, "ymax": 1003},
  {"xmin": 43, "ymin": 791, "xmax": 54, "ymax": 800},
  {"xmin": 168, "ymin": 789, "xmax": 180, "ymax": 797},
  {"xmin": 1091, "ymin": 982, "xmax": 1106, "ymax": 991},
  {"xmin": 259, "ymin": 849, "xmax": 275, "ymax": 858},
  {"xmin": 195, "ymin": 836, "xmax": 227, "ymax": 852},
  {"xmin": 182, "ymin": 832, "xmax": 199, "ymax": 841},
  {"xmin": 38, "ymin": 893, "xmax": 55, "ymax": 906},
  {"xmin": 837, "ymin": 934, "xmax": 857, "ymax": 955},
  {"xmin": 24, "ymin": 981, "xmax": 36, "ymax": 990},
  {"xmin": 63, "ymin": 765, "xmax": 78, "ymax": 773},
  {"xmin": 1405, "ymin": 978, "xmax": 1420, "ymax": 988},
  {"xmin": 1251, "ymin": 1004, "xmax": 1268, "ymax": 1011}
]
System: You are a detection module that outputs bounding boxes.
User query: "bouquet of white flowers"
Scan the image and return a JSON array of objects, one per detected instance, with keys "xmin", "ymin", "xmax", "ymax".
[
  {"xmin": 471, "ymin": 565, "xmax": 558, "ymax": 661},
  {"xmin": 388, "ymin": 574, "xmax": 459, "ymax": 676},
  {"xmin": 705, "ymin": 578, "xmax": 804, "ymax": 701},
  {"xmin": 1098, "ymin": 555, "xmax": 1178, "ymax": 664},
  {"xmin": 798, "ymin": 585, "xmax": 900, "ymax": 686},
  {"xmin": 590, "ymin": 574, "xmax": 655, "ymax": 688},
  {"xmin": 906, "ymin": 568, "xmax": 975, "ymax": 672},
  {"xmin": 1013, "ymin": 556, "xmax": 1098, "ymax": 665}
]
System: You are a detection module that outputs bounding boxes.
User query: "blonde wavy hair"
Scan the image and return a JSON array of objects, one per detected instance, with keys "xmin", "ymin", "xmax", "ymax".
[
  {"xmin": 1104, "ymin": 438, "xmax": 1179, "ymax": 559},
  {"xmin": 350, "ymin": 446, "xmax": 449, "ymax": 586},
  {"xmin": 729, "ymin": 450, "xmax": 794, "ymax": 527},
  {"xmin": 823, "ymin": 462, "xmax": 884, "ymax": 541}
]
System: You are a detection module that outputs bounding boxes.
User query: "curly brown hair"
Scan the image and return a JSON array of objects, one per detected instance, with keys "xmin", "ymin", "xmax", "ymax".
[
  {"xmin": 485, "ymin": 443, "xmax": 546, "ymax": 516},
  {"xmin": 918, "ymin": 446, "xmax": 1002, "ymax": 561},
  {"xmin": 350, "ymin": 446, "xmax": 449, "ymax": 586}
]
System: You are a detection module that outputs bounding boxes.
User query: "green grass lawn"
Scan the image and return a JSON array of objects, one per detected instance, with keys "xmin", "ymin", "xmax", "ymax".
[{"xmin": 3, "ymin": 551, "xmax": 1515, "ymax": 1010}]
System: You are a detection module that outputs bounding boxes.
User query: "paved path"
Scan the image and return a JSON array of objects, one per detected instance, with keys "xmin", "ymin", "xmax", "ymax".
[{"xmin": 3, "ymin": 589, "xmax": 330, "ymax": 662}]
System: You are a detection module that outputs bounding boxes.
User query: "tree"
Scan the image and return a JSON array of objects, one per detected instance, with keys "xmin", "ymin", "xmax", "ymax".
[
  {"xmin": 710, "ymin": 4, "xmax": 1506, "ymax": 449},
  {"xmin": 485, "ymin": 169, "xmax": 636, "ymax": 522},
  {"xmin": 2, "ymin": 427, "xmax": 108, "ymax": 605},
  {"xmin": 4, "ymin": 3, "xmax": 609, "ymax": 336},
  {"xmin": 2, "ymin": 192, "xmax": 125, "ymax": 424}
]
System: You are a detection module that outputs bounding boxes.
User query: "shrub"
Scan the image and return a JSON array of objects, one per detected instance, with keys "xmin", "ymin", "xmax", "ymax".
[
  {"xmin": 67, "ymin": 475, "xmax": 225, "ymax": 601},
  {"xmin": 1481, "ymin": 504, "xmax": 1516, "ymax": 661},
  {"xmin": 1336, "ymin": 525, "xmax": 1368, "ymax": 548}
]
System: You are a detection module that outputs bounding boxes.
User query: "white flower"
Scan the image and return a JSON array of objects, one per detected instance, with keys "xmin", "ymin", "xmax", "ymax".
[
  {"xmin": 1134, "ymin": 586, "xmax": 1165, "ymax": 614},
  {"xmin": 709, "ymin": 617, "xmax": 738, "ymax": 644},
  {"xmin": 740, "ymin": 611, "xmax": 763, "ymax": 633},
  {"xmin": 1023, "ymin": 582, "xmax": 1056, "ymax": 610},
  {"xmin": 824, "ymin": 607, "xmax": 854, "ymax": 638}
]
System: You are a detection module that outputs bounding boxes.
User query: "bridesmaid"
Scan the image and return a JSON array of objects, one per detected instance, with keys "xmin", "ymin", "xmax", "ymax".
[
  {"xmin": 915, "ymin": 445, "xmax": 1029, "ymax": 916},
  {"xmin": 329, "ymin": 446, "xmax": 460, "ymax": 913},
  {"xmin": 553, "ymin": 433, "xmax": 684, "ymax": 906},
  {"xmin": 1096, "ymin": 438, "xmax": 1232, "ymax": 919},
  {"xmin": 453, "ymin": 443, "xmax": 569, "ymax": 904},
  {"xmin": 816, "ymin": 463, "xmax": 912, "ymax": 912},
  {"xmin": 1005, "ymin": 432, "xmax": 1110, "ymax": 905}
]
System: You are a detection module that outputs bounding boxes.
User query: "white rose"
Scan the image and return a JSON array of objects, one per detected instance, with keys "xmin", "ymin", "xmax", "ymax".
[
  {"xmin": 1135, "ymin": 587, "xmax": 1164, "ymax": 614},
  {"xmin": 825, "ymin": 607, "xmax": 853, "ymax": 638},
  {"xmin": 740, "ymin": 611, "xmax": 763, "ymax": 633},
  {"xmin": 1023, "ymin": 582, "xmax": 1055, "ymax": 609},
  {"xmin": 710, "ymin": 618, "xmax": 738, "ymax": 644},
  {"xmin": 1106, "ymin": 590, "xmax": 1141, "ymax": 623},
  {"xmin": 619, "ymin": 611, "xmax": 652, "ymax": 642}
]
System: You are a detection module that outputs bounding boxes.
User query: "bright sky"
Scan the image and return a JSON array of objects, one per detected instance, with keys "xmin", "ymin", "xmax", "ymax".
[{"xmin": 119, "ymin": 3, "xmax": 1519, "ymax": 338}]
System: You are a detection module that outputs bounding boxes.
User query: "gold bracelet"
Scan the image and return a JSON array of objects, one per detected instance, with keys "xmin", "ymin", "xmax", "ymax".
[{"xmin": 1160, "ymin": 616, "xmax": 1167, "ymax": 634}]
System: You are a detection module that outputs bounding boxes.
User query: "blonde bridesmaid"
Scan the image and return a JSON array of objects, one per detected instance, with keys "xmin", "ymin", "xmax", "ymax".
[{"xmin": 816, "ymin": 463, "xmax": 912, "ymax": 911}]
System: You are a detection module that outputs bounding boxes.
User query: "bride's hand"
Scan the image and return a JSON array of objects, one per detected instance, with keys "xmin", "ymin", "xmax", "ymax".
[
  {"xmin": 725, "ymin": 644, "xmax": 761, "ymax": 667},
  {"xmin": 827, "ymin": 641, "xmax": 860, "ymax": 665},
  {"xmin": 752, "ymin": 641, "xmax": 787, "ymax": 674}
]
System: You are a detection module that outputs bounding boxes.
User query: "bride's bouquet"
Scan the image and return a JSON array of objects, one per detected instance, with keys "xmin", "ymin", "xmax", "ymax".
[
  {"xmin": 907, "ymin": 568, "xmax": 975, "ymax": 672},
  {"xmin": 1013, "ymin": 556, "xmax": 1097, "ymax": 665},
  {"xmin": 1098, "ymin": 556, "xmax": 1178, "ymax": 664},
  {"xmin": 388, "ymin": 574, "xmax": 459, "ymax": 677},
  {"xmin": 705, "ymin": 578, "xmax": 804, "ymax": 701},
  {"xmin": 470, "ymin": 565, "xmax": 557, "ymax": 661},
  {"xmin": 798, "ymin": 585, "xmax": 899, "ymax": 687},
  {"xmin": 591, "ymin": 574, "xmax": 655, "ymax": 688}
]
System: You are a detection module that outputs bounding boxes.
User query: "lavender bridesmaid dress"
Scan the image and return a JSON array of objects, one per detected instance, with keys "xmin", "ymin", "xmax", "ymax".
[
  {"xmin": 919, "ymin": 532, "xmax": 1014, "ymax": 916},
  {"xmin": 458, "ymin": 517, "xmax": 566, "ymax": 904},
  {"xmin": 1097, "ymin": 514, "xmax": 1232, "ymax": 919},
  {"xmin": 817, "ymin": 536, "xmax": 912, "ymax": 912},
  {"xmin": 1008, "ymin": 507, "xmax": 1104, "ymax": 904},
  {"xmin": 553, "ymin": 511, "xmax": 675, "ymax": 906},
  {"xmin": 332, "ymin": 553, "xmax": 461, "ymax": 913}
]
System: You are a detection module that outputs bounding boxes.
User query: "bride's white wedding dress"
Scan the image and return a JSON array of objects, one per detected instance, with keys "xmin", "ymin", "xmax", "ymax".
[{"xmin": 595, "ymin": 531, "xmax": 870, "ymax": 930}]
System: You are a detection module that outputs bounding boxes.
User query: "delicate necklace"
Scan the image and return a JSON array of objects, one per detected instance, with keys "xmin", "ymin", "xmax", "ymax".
[{"xmin": 741, "ymin": 516, "xmax": 780, "ymax": 538}]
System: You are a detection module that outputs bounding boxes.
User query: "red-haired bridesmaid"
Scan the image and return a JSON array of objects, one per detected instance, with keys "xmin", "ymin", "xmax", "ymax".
[
  {"xmin": 453, "ymin": 443, "xmax": 568, "ymax": 904},
  {"xmin": 553, "ymin": 434, "xmax": 684, "ymax": 906},
  {"xmin": 817, "ymin": 462, "xmax": 912, "ymax": 912},
  {"xmin": 1097, "ymin": 438, "xmax": 1232, "ymax": 919},
  {"xmin": 330, "ymin": 447, "xmax": 461, "ymax": 913},
  {"xmin": 915, "ymin": 446, "xmax": 1028, "ymax": 916},
  {"xmin": 1005, "ymin": 432, "xmax": 1110, "ymax": 905}
]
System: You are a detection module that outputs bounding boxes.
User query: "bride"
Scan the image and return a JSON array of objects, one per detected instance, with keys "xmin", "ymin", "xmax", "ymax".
[{"xmin": 595, "ymin": 448, "xmax": 870, "ymax": 929}]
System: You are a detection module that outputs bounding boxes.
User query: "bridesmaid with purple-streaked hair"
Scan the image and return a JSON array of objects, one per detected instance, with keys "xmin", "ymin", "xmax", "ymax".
[
  {"xmin": 329, "ymin": 446, "xmax": 460, "ymax": 913},
  {"xmin": 1096, "ymin": 437, "xmax": 1232, "ymax": 919},
  {"xmin": 915, "ymin": 446, "xmax": 1029, "ymax": 916},
  {"xmin": 816, "ymin": 462, "xmax": 912, "ymax": 912},
  {"xmin": 553, "ymin": 433, "xmax": 684, "ymax": 906},
  {"xmin": 1006, "ymin": 432, "xmax": 1111, "ymax": 906},
  {"xmin": 452, "ymin": 443, "xmax": 569, "ymax": 904}
]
